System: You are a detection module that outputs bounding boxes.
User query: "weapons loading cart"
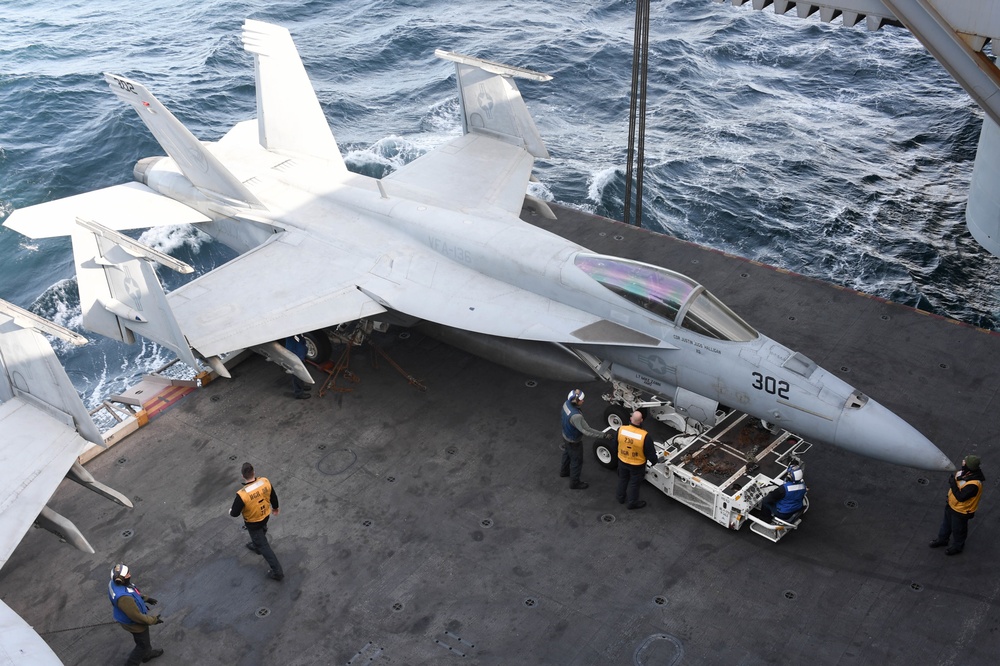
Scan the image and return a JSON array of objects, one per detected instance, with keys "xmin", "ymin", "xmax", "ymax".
[{"xmin": 594, "ymin": 379, "xmax": 812, "ymax": 542}]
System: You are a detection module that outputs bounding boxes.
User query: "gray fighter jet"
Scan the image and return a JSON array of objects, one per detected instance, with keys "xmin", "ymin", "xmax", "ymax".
[{"xmin": 3, "ymin": 20, "xmax": 953, "ymax": 472}]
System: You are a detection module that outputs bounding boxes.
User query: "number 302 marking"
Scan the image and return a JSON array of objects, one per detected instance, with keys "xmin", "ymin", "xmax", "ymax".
[
  {"xmin": 112, "ymin": 76, "xmax": 136, "ymax": 94},
  {"xmin": 751, "ymin": 372, "xmax": 790, "ymax": 399}
]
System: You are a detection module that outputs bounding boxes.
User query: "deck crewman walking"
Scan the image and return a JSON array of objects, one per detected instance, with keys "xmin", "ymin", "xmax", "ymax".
[
  {"xmin": 230, "ymin": 462, "xmax": 285, "ymax": 580},
  {"xmin": 108, "ymin": 563, "xmax": 164, "ymax": 665}
]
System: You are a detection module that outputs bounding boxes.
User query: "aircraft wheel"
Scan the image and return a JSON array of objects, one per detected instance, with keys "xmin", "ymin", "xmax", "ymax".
[
  {"xmin": 604, "ymin": 404, "xmax": 631, "ymax": 430},
  {"xmin": 302, "ymin": 330, "xmax": 332, "ymax": 363},
  {"xmin": 593, "ymin": 439, "xmax": 618, "ymax": 470}
]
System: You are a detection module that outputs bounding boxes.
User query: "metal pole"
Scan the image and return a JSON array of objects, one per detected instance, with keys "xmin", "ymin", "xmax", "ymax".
[{"xmin": 624, "ymin": 0, "xmax": 650, "ymax": 227}]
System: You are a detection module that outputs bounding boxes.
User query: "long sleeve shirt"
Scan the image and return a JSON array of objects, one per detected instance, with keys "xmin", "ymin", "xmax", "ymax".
[
  {"xmin": 569, "ymin": 412, "xmax": 607, "ymax": 439},
  {"xmin": 229, "ymin": 483, "xmax": 279, "ymax": 517}
]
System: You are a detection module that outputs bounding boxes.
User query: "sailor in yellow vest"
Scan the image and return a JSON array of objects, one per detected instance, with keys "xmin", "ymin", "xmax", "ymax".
[
  {"xmin": 615, "ymin": 411, "xmax": 659, "ymax": 510},
  {"xmin": 230, "ymin": 462, "xmax": 285, "ymax": 580},
  {"xmin": 929, "ymin": 454, "xmax": 985, "ymax": 555}
]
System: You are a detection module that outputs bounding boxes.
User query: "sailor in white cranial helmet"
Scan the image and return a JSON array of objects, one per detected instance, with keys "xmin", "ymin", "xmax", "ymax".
[
  {"xmin": 108, "ymin": 562, "xmax": 164, "ymax": 663},
  {"xmin": 560, "ymin": 388, "xmax": 614, "ymax": 490},
  {"xmin": 762, "ymin": 463, "xmax": 807, "ymax": 523}
]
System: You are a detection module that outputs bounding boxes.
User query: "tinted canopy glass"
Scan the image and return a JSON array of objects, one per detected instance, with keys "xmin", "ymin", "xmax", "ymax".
[
  {"xmin": 574, "ymin": 253, "xmax": 758, "ymax": 341},
  {"xmin": 575, "ymin": 253, "xmax": 696, "ymax": 322}
]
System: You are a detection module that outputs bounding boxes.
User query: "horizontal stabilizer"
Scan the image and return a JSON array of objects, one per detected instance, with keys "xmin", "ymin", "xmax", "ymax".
[
  {"xmin": 104, "ymin": 73, "xmax": 263, "ymax": 208},
  {"xmin": 242, "ymin": 19, "xmax": 347, "ymax": 170},
  {"xmin": 3, "ymin": 182, "xmax": 211, "ymax": 240},
  {"xmin": 71, "ymin": 222, "xmax": 200, "ymax": 370}
]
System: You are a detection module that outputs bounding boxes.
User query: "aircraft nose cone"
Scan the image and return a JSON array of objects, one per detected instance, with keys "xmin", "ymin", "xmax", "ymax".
[{"xmin": 835, "ymin": 399, "xmax": 955, "ymax": 471}]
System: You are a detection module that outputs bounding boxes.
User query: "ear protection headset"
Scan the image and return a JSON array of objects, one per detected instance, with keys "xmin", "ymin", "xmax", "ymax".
[
  {"xmin": 111, "ymin": 563, "xmax": 130, "ymax": 586},
  {"xmin": 567, "ymin": 389, "xmax": 585, "ymax": 404}
]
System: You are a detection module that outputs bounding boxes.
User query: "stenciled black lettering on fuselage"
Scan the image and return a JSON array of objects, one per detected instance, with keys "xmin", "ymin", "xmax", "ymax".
[
  {"xmin": 428, "ymin": 236, "xmax": 473, "ymax": 265},
  {"xmin": 751, "ymin": 371, "xmax": 790, "ymax": 399}
]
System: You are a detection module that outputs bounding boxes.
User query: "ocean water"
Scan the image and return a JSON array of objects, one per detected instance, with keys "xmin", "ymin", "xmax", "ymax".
[{"xmin": 1, "ymin": 0, "xmax": 997, "ymax": 410}]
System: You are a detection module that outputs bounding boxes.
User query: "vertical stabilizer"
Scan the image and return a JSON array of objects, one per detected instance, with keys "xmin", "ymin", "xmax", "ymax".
[
  {"xmin": 968, "ymin": 116, "xmax": 1000, "ymax": 256},
  {"xmin": 71, "ymin": 219, "xmax": 201, "ymax": 371},
  {"xmin": 435, "ymin": 50, "xmax": 550, "ymax": 159},
  {"xmin": 241, "ymin": 19, "xmax": 347, "ymax": 170},
  {"xmin": 103, "ymin": 73, "xmax": 263, "ymax": 208}
]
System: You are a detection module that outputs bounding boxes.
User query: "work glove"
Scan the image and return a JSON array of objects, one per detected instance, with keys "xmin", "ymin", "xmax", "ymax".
[
  {"xmin": 145, "ymin": 597, "xmax": 158, "ymax": 606},
  {"xmin": 656, "ymin": 456, "xmax": 667, "ymax": 465},
  {"xmin": 604, "ymin": 431, "xmax": 616, "ymax": 441},
  {"xmin": 152, "ymin": 615, "xmax": 163, "ymax": 625}
]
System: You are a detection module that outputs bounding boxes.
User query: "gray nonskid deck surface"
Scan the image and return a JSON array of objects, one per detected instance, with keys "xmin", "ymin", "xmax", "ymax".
[{"xmin": 2, "ymin": 206, "xmax": 998, "ymax": 665}]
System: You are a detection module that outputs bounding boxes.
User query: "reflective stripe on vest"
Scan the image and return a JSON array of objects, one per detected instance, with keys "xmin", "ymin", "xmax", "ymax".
[
  {"xmin": 948, "ymin": 479, "xmax": 983, "ymax": 514},
  {"xmin": 108, "ymin": 581, "xmax": 147, "ymax": 625},
  {"xmin": 617, "ymin": 425, "xmax": 647, "ymax": 465},
  {"xmin": 237, "ymin": 476, "xmax": 273, "ymax": 523}
]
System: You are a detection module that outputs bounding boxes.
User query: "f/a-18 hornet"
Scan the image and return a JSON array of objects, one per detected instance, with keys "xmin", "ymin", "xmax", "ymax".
[{"xmin": 4, "ymin": 19, "xmax": 953, "ymax": 472}]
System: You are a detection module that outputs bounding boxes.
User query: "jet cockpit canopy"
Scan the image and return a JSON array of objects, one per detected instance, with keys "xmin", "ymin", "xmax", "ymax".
[{"xmin": 574, "ymin": 253, "xmax": 758, "ymax": 342}]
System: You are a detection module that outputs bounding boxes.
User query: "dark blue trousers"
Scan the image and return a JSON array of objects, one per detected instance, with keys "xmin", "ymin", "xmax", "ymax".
[
  {"xmin": 248, "ymin": 523, "xmax": 284, "ymax": 577},
  {"xmin": 124, "ymin": 627, "xmax": 153, "ymax": 666},
  {"xmin": 616, "ymin": 462, "xmax": 644, "ymax": 507},
  {"xmin": 560, "ymin": 440, "xmax": 584, "ymax": 484},
  {"xmin": 937, "ymin": 505, "xmax": 971, "ymax": 551}
]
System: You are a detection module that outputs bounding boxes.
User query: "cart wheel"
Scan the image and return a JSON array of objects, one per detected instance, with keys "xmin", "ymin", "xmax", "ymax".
[
  {"xmin": 593, "ymin": 439, "xmax": 618, "ymax": 470},
  {"xmin": 603, "ymin": 404, "xmax": 631, "ymax": 430},
  {"xmin": 303, "ymin": 330, "xmax": 332, "ymax": 363}
]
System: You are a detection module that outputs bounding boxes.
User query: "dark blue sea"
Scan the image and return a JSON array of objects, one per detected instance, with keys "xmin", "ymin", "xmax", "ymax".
[{"xmin": 1, "ymin": 0, "xmax": 997, "ymax": 410}]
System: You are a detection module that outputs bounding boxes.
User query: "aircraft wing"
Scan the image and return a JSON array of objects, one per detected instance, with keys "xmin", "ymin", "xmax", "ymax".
[
  {"xmin": 0, "ymin": 600, "xmax": 61, "ymax": 665},
  {"xmin": 382, "ymin": 50, "xmax": 549, "ymax": 216},
  {"xmin": 382, "ymin": 132, "xmax": 535, "ymax": 216},
  {"xmin": 0, "ymin": 397, "xmax": 90, "ymax": 568},
  {"xmin": 165, "ymin": 230, "xmax": 387, "ymax": 357},
  {"xmin": 164, "ymin": 223, "xmax": 664, "ymax": 355},
  {"xmin": 3, "ymin": 182, "xmax": 210, "ymax": 240},
  {"xmin": 0, "ymin": 311, "xmax": 130, "ymax": 666},
  {"xmin": 361, "ymin": 249, "xmax": 667, "ymax": 347}
]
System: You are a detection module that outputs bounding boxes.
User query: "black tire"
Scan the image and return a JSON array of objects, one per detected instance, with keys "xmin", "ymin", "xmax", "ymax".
[
  {"xmin": 603, "ymin": 404, "xmax": 631, "ymax": 430},
  {"xmin": 593, "ymin": 438, "xmax": 618, "ymax": 470},
  {"xmin": 302, "ymin": 330, "xmax": 332, "ymax": 363}
]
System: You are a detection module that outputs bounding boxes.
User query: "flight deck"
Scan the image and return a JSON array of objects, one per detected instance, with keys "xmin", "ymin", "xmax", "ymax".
[{"xmin": 1, "ymin": 204, "xmax": 998, "ymax": 665}]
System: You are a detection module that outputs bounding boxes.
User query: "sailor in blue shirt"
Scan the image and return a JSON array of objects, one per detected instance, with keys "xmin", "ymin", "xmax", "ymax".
[
  {"xmin": 108, "ymin": 563, "xmax": 163, "ymax": 664},
  {"xmin": 763, "ymin": 464, "xmax": 807, "ymax": 521}
]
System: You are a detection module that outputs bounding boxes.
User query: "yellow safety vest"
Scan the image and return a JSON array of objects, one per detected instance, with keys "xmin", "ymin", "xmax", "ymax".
[
  {"xmin": 237, "ymin": 477, "xmax": 273, "ymax": 523},
  {"xmin": 618, "ymin": 425, "xmax": 648, "ymax": 465},
  {"xmin": 948, "ymin": 479, "xmax": 983, "ymax": 515}
]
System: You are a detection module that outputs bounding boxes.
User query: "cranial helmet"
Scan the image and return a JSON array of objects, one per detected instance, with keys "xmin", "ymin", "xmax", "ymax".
[
  {"xmin": 567, "ymin": 389, "xmax": 585, "ymax": 404},
  {"xmin": 111, "ymin": 563, "xmax": 131, "ymax": 585},
  {"xmin": 788, "ymin": 465, "xmax": 804, "ymax": 482}
]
